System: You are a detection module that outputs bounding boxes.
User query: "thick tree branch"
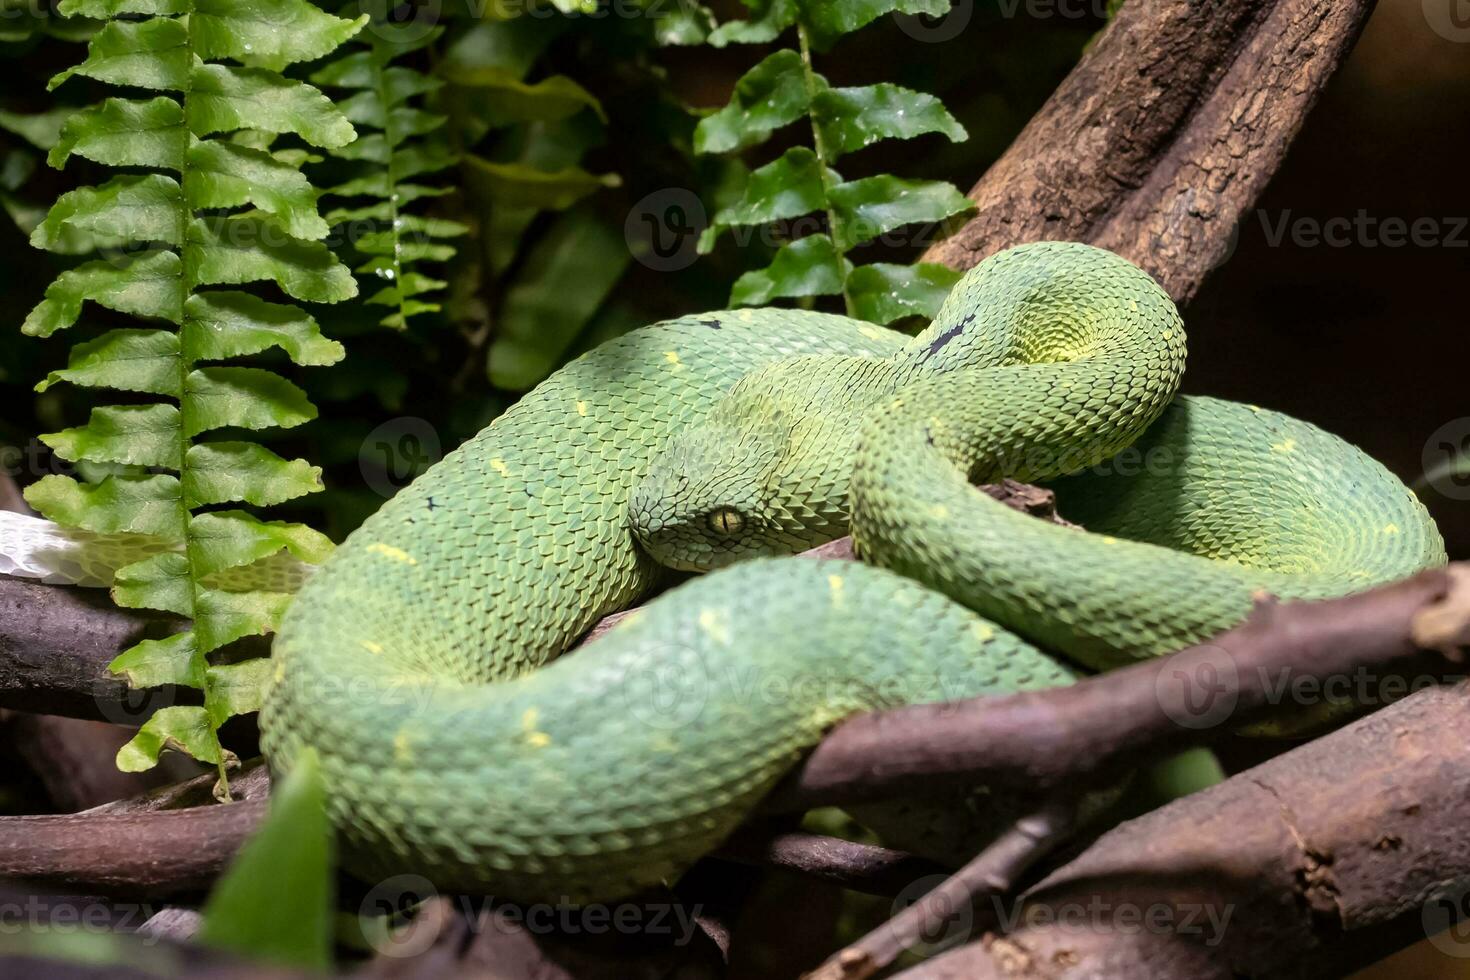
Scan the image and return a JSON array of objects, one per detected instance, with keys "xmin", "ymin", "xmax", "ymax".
[
  {"xmin": 0, "ymin": 575, "xmax": 268, "ymax": 722},
  {"xmin": 925, "ymin": 0, "xmax": 1377, "ymax": 304},
  {"xmin": 896, "ymin": 682, "xmax": 1470, "ymax": 979}
]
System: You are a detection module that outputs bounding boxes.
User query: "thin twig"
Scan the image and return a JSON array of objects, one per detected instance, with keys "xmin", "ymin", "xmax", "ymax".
[{"xmin": 806, "ymin": 799, "xmax": 1077, "ymax": 980}]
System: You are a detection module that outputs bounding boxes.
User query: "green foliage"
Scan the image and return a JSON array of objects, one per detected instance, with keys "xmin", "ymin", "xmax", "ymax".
[
  {"xmin": 24, "ymin": 0, "xmax": 361, "ymax": 789},
  {"xmin": 436, "ymin": 14, "xmax": 626, "ymax": 391},
  {"xmin": 0, "ymin": 4, "xmax": 93, "ymax": 246},
  {"xmin": 695, "ymin": 0, "xmax": 972, "ymax": 323},
  {"xmin": 199, "ymin": 750, "xmax": 334, "ymax": 969},
  {"xmin": 312, "ymin": 3, "xmax": 466, "ymax": 330}
]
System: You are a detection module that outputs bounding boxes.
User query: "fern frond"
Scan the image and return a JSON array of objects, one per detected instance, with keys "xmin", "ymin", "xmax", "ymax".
[
  {"xmin": 311, "ymin": 9, "xmax": 464, "ymax": 330},
  {"xmin": 696, "ymin": 0, "xmax": 971, "ymax": 324},
  {"xmin": 26, "ymin": 0, "xmax": 363, "ymax": 790}
]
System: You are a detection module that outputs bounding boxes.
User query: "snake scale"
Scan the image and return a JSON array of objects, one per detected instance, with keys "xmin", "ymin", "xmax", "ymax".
[{"xmin": 258, "ymin": 243, "xmax": 1445, "ymax": 902}]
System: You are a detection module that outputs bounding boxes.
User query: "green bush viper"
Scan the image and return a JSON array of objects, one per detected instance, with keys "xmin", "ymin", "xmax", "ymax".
[{"xmin": 256, "ymin": 242, "xmax": 1445, "ymax": 902}]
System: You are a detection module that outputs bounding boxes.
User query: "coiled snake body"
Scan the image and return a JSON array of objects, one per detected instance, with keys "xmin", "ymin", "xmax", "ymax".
[{"xmin": 259, "ymin": 243, "xmax": 1444, "ymax": 901}]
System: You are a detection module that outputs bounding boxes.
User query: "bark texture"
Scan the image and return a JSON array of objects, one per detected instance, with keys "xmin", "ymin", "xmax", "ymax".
[
  {"xmin": 924, "ymin": 0, "xmax": 1377, "ymax": 304},
  {"xmin": 899, "ymin": 684, "xmax": 1470, "ymax": 979}
]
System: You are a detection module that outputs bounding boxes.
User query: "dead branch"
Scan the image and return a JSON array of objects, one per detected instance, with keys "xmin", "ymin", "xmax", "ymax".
[
  {"xmin": 924, "ymin": 0, "xmax": 1377, "ymax": 304},
  {"xmin": 713, "ymin": 826, "xmax": 950, "ymax": 898},
  {"xmin": 808, "ymin": 799, "xmax": 1078, "ymax": 980},
  {"xmin": 895, "ymin": 682, "xmax": 1470, "ymax": 979},
  {"xmin": 0, "ymin": 575, "xmax": 270, "ymax": 722}
]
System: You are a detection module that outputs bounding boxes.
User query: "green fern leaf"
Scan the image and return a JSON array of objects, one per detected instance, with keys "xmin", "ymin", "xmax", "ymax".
[
  {"xmin": 846, "ymin": 261, "xmax": 963, "ymax": 324},
  {"xmin": 310, "ymin": 14, "xmax": 462, "ymax": 329},
  {"xmin": 693, "ymin": 49, "xmax": 810, "ymax": 153},
  {"xmin": 731, "ymin": 234, "xmax": 850, "ymax": 305},
  {"xmin": 699, "ymin": 146, "xmax": 829, "ymax": 252},
  {"xmin": 698, "ymin": 2, "xmax": 972, "ymax": 322},
  {"xmin": 828, "ymin": 175, "xmax": 974, "ymax": 251},
  {"xmin": 25, "ymin": 0, "xmax": 359, "ymax": 789},
  {"xmin": 50, "ymin": 97, "xmax": 187, "ymax": 169},
  {"xmin": 813, "ymin": 84, "xmax": 967, "ymax": 158}
]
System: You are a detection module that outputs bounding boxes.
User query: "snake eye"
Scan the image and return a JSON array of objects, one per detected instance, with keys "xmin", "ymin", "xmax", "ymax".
[{"xmin": 706, "ymin": 507, "xmax": 744, "ymax": 536}]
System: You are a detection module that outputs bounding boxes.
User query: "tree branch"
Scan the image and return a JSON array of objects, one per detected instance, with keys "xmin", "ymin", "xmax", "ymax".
[
  {"xmin": 761, "ymin": 566, "xmax": 1466, "ymax": 813},
  {"xmin": 895, "ymin": 682, "xmax": 1470, "ymax": 979},
  {"xmin": 924, "ymin": 0, "xmax": 1377, "ymax": 304}
]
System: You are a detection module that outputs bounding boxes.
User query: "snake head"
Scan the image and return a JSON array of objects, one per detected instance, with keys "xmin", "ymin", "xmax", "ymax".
[
  {"xmin": 631, "ymin": 356, "xmax": 881, "ymax": 572},
  {"xmin": 629, "ymin": 393, "xmax": 802, "ymax": 572}
]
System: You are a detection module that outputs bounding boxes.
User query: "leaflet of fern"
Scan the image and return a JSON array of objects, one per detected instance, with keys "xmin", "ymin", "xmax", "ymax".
[
  {"xmin": 311, "ymin": 17, "xmax": 464, "ymax": 330},
  {"xmin": 22, "ymin": 0, "xmax": 364, "ymax": 785}
]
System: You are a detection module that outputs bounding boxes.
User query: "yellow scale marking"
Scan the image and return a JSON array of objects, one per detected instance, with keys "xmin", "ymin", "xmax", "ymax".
[{"xmin": 367, "ymin": 543, "xmax": 417, "ymax": 565}]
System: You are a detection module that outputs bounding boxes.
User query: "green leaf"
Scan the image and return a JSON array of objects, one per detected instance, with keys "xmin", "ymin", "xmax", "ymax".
[
  {"xmin": 49, "ymin": 97, "xmax": 186, "ymax": 171},
  {"xmin": 32, "ymin": 173, "xmax": 184, "ymax": 253},
  {"xmin": 438, "ymin": 67, "xmax": 606, "ymax": 124},
  {"xmin": 707, "ymin": 0, "xmax": 797, "ymax": 46},
  {"xmin": 0, "ymin": 107, "xmax": 72, "ymax": 151},
  {"xmin": 116, "ymin": 704, "xmax": 221, "ymax": 771},
  {"xmin": 335, "ymin": 97, "xmax": 444, "ymax": 146},
  {"xmin": 188, "ymin": 510, "xmax": 332, "ymax": 577},
  {"xmin": 191, "ymin": 0, "xmax": 366, "ymax": 72},
  {"xmin": 184, "ymin": 442, "xmax": 323, "ymax": 508},
  {"xmin": 23, "ymin": 250, "xmax": 184, "ymax": 338},
  {"xmin": 185, "ymin": 366, "xmax": 316, "ymax": 436},
  {"xmin": 49, "ymin": 17, "xmax": 191, "ymax": 92},
  {"xmin": 392, "ymin": 141, "xmax": 458, "ymax": 180},
  {"xmin": 204, "ymin": 658, "xmax": 275, "ymax": 725},
  {"xmin": 846, "ymin": 261, "xmax": 962, "ymax": 324},
  {"xmin": 42, "ymin": 403, "xmax": 182, "ymax": 468},
  {"xmin": 188, "ymin": 141, "xmax": 331, "ymax": 241},
  {"xmin": 699, "ymin": 146, "xmax": 826, "ymax": 252},
  {"xmin": 57, "ymin": 0, "xmax": 188, "ymax": 17},
  {"xmin": 182, "ymin": 292, "xmax": 344, "ymax": 366},
  {"xmin": 187, "ymin": 216, "xmax": 357, "ymax": 304},
  {"xmin": 195, "ymin": 588, "xmax": 293, "ymax": 653},
  {"xmin": 814, "ymin": 84, "xmax": 968, "ymax": 159},
  {"xmin": 731, "ymin": 234, "xmax": 850, "ymax": 305},
  {"xmin": 828, "ymin": 176, "xmax": 973, "ymax": 251},
  {"xmin": 199, "ymin": 747, "xmax": 333, "ymax": 970},
  {"xmin": 802, "ymin": 0, "xmax": 950, "ymax": 49},
  {"xmin": 189, "ymin": 65, "xmax": 357, "ymax": 149},
  {"xmin": 489, "ymin": 209, "xmax": 631, "ymax": 391},
  {"xmin": 110, "ymin": 631, "xmax": 205, "ymax": 690},
  {"xmin": 36, "ymin": 328, "xmax": 181, "ymax": 396},
  {"xmin": 653, "ymin": 1, "xmax": 717, "ymax": 45},
  {"xmin": 24, "ymin": 473, "xmax": 184, "ymax": 538},
  {"xmin": 113, "ymin": 552, "xmax": 192, "ymax": 614},
  {"xmin": 463, "ymin": 156, "xmax": 620, "ymax": 211},
  {"xmin": 694, "ymin": 49, "xmax": 811, "ymax": 154}
]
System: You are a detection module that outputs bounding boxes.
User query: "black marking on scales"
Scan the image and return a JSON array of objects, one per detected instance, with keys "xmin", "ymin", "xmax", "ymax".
[{"xmin": 925, "ymin": 313, "xmax": 975, "ymax": 359}]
